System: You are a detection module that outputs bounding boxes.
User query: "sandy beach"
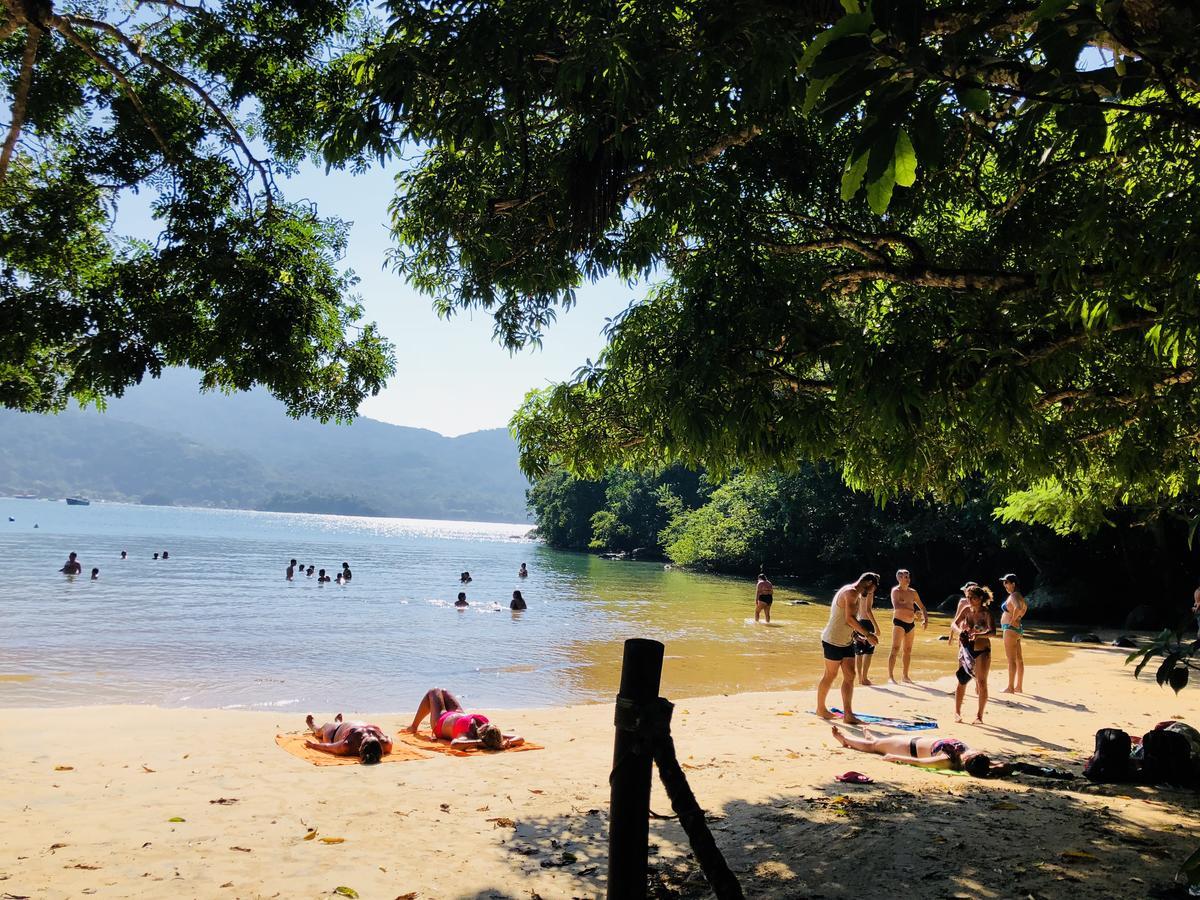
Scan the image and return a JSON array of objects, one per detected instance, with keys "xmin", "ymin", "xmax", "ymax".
[{"xmin": 3, "ymin": 639, "xmax": 1199, "ymax": 899}]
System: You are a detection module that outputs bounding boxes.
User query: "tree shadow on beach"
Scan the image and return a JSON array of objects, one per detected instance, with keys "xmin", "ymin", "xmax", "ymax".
[{"xmin": 452, "ymin": 773, "xmax": 1200, "ymax": 899}]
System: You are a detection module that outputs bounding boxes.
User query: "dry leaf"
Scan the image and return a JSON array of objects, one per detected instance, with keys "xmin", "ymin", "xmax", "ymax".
[
  {"xmin": 220, "ymin": 882, "xmax": 233, "ymax": 889},
  {"xmin": 319, "ymin": 837, "xmax": 345, "ymax": 845},
  {"xmin": 54, "ymin": 766, "xmax": 74, "ymax": 772},
  {"xmin": 439, "ymin": 803, "xmax": 450, "ymax": 812},
  {"xmin": 303, "ymin": 830, "xmax": 318, "ymax": 841},
  {"xmin": 230, "ymin": 846, "xmax": 252, "ymax": 853},
  {"xmin": 487, "ymin": 817, "xmax": 517, "ymax": 828},
  {"xmin": 992, "ymin": 802, "xmax": 1020, "ymax": 811},
  {"xmin": 70, "ymin": 864, "xmax": 100, "ymax": 870},
  {"xmin": 49, "ymin": 843, "xmax": 67, "ymax": 850},
  {"xmin": 528, "ymin": 789, "xmax": 544, "ymax": 794},
  {"xmin": 775, "ymin": 711, "xmax": 794, "ymax": 716},
  {"xmin": 142, "ymin": 765, "xmax": 155, "ymax": 773},
  {"xmin": 210, "ymin": 798, "xmax": 238, "ymax": 805},
  {"xmin": 395, "ymin": 894, "xmax": 418, "ymax": 900},
  {"xmin": 1061, "ymin": 850, "xmax": 1099, "ymax": 863},
  {"xmin": 475, "ymin": 805, "xmax": 489, "ymax": 812},
  {"xmin": 141, "ymin": 842, "xmax": 151, "ymax": 848}
]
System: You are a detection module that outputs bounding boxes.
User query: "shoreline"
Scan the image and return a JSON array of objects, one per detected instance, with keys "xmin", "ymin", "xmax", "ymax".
[{"xmin": 4, "ymin": 643, "xmax": 1200, "ymax": 898}]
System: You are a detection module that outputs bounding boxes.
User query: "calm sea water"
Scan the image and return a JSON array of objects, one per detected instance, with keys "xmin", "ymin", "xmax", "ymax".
[{"xmin": 0, "ymin": 499, "xmax": 1067, "ymax": 713}]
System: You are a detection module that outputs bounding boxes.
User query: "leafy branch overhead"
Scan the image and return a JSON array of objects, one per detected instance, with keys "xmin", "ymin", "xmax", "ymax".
[
  {"xmin": 318, "ymin": 0, "xmax": 1199, "ymax": 532},
  {"xmin": 0, "ymin": 0, "xmax": 394, "ymax": 419}
]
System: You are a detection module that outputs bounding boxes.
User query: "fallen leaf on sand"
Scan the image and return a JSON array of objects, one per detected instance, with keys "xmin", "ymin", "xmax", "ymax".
[
  {"xmin": 334, "ymin": 888, "xmax": 359, "ymax": 898},
  {"xmin": 220, "ymin": 883, "xmax": 233, "ymax": 889},
  {"xmin": 319, "ymin": 837, "xmax": 345, "ymax": 844},
  {"xmin": 141, "ymin": 842, "xmax": 151, "ymax": 848},
  {"xmin": 142, "ymin": 765, "xmax": 155, "ymax": 773},
  {"xmin": 992, "ymin": 802, "xmax": 1020, "ymax": 811},
  {"xmin": 395, "ymin": 894, "xmax": 418, "ymax": 899},
  {"xmin": 303, "ymin": 830, "xmax": 318, "ymax": 841},
  {"xmin": 49, "ymin": 843, "xmax": 67, "ymax": 850},
  {"xmin": 70, "ymin": 864, "xmax": 101, "ymax": 870},
  {"xmin": 775, "ymin": 711, "xmax": 794, "ymax": 717},
  {"xmin": 167, "ymin": 817, "xmax": 185, "ymax": 823},
  {"xmin": 1060, "ymin": 850, "xmax": 1099, "ymax": 863},
  {"xmin": 54, "ymin": 766, "xmax": 74, "ymax": 772},
  {"xmin": 230, "ymin": 847, "xmax": 252, "ymax": 853},
  {"xmin": 487, "ymin": 817, "xmax": 517, "ymax": 828},
  {"xmin": 439, "ymin": 803, "xmax": 450, "ymax": 812},
  {"xmin": 579, "ymin": 866, "xmax": 598, "ymax": 876},
  {"xmin": 529, "ymin": 789, "xmax": 544, "ymax": 794},
  {"xmin": 210, "ymin": 798, "xmax": 238, "ymax": 805},
  {"xmin": 475, "ymin": 805, "xmax": 489, "ymax": 812}
]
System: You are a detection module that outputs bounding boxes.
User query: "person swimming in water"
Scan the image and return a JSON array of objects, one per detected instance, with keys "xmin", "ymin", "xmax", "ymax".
[
  {"xmin": 455, "ymin": 592, "xmax": 469, "ymax": 608},
  {"xmin": 518, "ymin": 563, "xmax": 528, "ymax": 578},
  {"xmin": 304, "ymin": 713, "xmax": 393, "ymax": 764},
  {"xmin": 287, "ymin": 559, "xmax": 297, "ymax": 580},
  {"xmin": 306, "ymin": 565, "xmax": 314, "ymax": 577},
  {"xmin": 161, "ymin": 551, "xmax": 169, "ymax": 560},
  {"xmin": 405, "ymin": 689, "xmax": 523, "ymax": 750},
  {"xmin": 60, "ymin": 552, "xmax": 82, "ymax": 575},
  {"xmin": 342, "ymin": 562, "xmax": 352, "ymax": 582},
  {"xmin": 120, "ymin": 550, "xmax": 127, "ymax": 560},
  {"xmin": 831, "ymin": 725, "xmax": 999, "ymax": 777},
  {"xmin": 460, "ymin": 571, "xmax": 473, "ymax": 583},
  {"xmin": 510, "ymin": 590, "xmax": 527, "ymax": 610},
  {"xmin": 317, "ymin": 568, "xmax": 331, "ymax": 583},
  {"xmin": 1000, "ymin": 574, "xmax": 1028, "ymax": 694},
  {"xmin": 90, "ymin": 567, "xmax": 99, "ymax": 580}
]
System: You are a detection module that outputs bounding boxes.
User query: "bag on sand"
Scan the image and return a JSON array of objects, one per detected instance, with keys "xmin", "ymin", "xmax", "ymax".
[
  {"xmin": 1141, "ymin": 728, "xmax": 1196, "ymax": 787},
  {"xmin": 1084, "ymin": 728, "xmax": 1133, "ymax": 783}
]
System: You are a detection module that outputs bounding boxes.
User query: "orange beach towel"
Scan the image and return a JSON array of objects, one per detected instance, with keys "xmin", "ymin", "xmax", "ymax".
[
  {"xmin": 396, "ymin": 731, "xmax": 544, "ymax": 757},
  {"xmin": 274, "ymin": 733, "xmax": 431, "ymax": 766}
]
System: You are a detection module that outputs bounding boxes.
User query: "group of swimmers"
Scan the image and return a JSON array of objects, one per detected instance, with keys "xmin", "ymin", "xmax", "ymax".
[
  {"xmin": 304, "ymin": 688, "xmax": 524, "ymax": 762},
  {"xmin": 58, "ymin": 548, "xmax": 170, "ymax": 580},
  {"xmin": 813, "ymin": 570, "xmax": 1029, "ymax": 726},
  {"xmin": 286, "ymin": 559, "xmax": 352, "ymax": 584},
  {"xmin": 457, "ymin": 563, "xmax": 531, "ymax": 610}
]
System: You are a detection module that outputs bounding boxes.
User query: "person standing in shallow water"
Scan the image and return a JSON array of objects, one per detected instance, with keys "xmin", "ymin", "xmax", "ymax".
[
  {"xmin": 510, "ymin": 590, "xmax": 527, "ymax": 610},
  {"xmin": 60, "ymin": 552, "xmax": 82, "ymax": 575},
  {"xmin": 888, "ymin": 569, "xmax": 928, "ymax": 684},
  {"xmin": 755, "ymin": 573, "xmax": 774, "ymax": 623},
  {"xmin": 816, "ymin": 573, "xmax": 880, "ymax": 724},
  {"xmin": 518, "ymin": 563, "xmax": 528, "ymax": 578},
  {"xmin": 287, "ymin": 559, "xmax": 296, "ymax": 581},
  {"xmin": 455, "ymin": 592, "xmax": 469, "ymax": 608}
]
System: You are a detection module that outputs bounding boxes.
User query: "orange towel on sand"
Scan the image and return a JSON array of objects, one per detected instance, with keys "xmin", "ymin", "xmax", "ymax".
[
  {"xmin": 275, "ymin": 733, "xmax": 431, "ymax": 766},
  {"xmin": 396, "ymin": 731, "xmax": 544, "ymax": 757}
]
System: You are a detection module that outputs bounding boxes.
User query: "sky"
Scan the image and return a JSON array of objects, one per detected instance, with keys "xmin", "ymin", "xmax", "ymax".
[{"xmin": 278, "ymin": 162, "xmax": 638, "ymax": 436}]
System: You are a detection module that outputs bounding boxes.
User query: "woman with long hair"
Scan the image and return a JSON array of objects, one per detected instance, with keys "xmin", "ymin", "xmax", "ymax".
[
  {"xmin": 831, "ymin": 725, "xmax": 1001, "ymax": 777},
  {"xmin": 406, "ymin": 688, "xmax": 523, "ymax": 750},
  {"xmin": 999, "ymin": 574, "xmax": 1027, "ymax": 694},
  {"xmin": 953, "ymin": 584, "xmax": 995, "ymax": 724},
  {"xmin": 304, "ymin": 714, "xmax": 393, "ymax": 764}
]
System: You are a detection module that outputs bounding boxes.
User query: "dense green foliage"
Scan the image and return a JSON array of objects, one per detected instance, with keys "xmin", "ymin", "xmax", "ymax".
[
  {"xmin": 322, "ymin": 0, "xmax": 1200, "ymax": 533},
  {"xmin": 0, "ymin": 1, "xmax": 393, "ymax": 420}
]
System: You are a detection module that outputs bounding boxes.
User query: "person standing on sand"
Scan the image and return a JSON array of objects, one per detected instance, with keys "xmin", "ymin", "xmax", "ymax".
[
  {"xmin": 853, "ymin": 581, "xmax": 881, "ymax": 685},
  {"xmin": 817, "ymin": 573, "xmax": 880, "ymax": 724},
  {"xmin": 1000, "ymin": 574, "xmax": 1027, "ymax": 694},
  {"xmin": 755, "ymin": 573, "xmax": 774, "ymax": 623},
  {"xmin": 949, "ymin": 582, "xmax": 976, "ymax": 648},
  {"xmin": 953, "ymin": 585, "xmax": 995, "ymax": 723},
  {"xmin": 888, "ymin": 569, "xmax": 927, "ymax": 683}
]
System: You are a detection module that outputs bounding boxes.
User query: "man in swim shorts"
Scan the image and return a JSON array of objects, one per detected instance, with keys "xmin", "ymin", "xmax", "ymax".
[
  {"xmin": 817, "ymin": 573, "xmax": 880, "ymax": 724},
  {"xmin": 888, "ymin": 569, "xmax": 928, "ymax": 683},
  {"xmin": 755, "ymin": 573, "xmax": 774, "ymax": 623},
  {"xmin": 853, "ymin": 580, "xmax": 881, "ymax": 685}
]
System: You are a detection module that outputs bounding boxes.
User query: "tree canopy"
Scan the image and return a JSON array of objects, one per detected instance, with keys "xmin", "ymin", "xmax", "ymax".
[
  {"xmin": 0, "ymin": 0, "xmax": 393, "ymax": 419},
  {"xmin": 324, "ymin": 0, "xmax": 1200, "ymax": 532}
]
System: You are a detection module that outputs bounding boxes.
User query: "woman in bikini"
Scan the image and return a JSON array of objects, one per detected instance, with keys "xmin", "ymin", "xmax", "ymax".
[
  {"xmin": 304, "ymin": 714, "xmax": 393, "ymax": 764},
  {"xmin": 405, "ymin": 688, "xmax": 523, "ymax": 750},
  {"xmin": 831, "ymin": 725, "xmax": 998, "ymax": 777},
  {"xmin": 953, "ymin": 585, "xmax": 995, "ymax": 723},
  {"xmin": 999, "ymin": 574, "xmax": 1028, "ymax": 694}
]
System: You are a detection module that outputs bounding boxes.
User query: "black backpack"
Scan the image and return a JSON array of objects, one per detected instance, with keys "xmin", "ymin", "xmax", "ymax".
[
  {"xmin": 1084, "ymin": 728, "xmax": 1133, "ymax": 783},
  {"xmin": 1141, "ymin": 729, "xmax": 1195, "ymax": 787}
]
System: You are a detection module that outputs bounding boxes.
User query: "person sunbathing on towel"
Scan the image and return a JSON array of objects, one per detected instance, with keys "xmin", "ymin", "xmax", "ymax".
[
  {"xmin": 831, "ymin": 725, "xmax": 1003, "ymax": 777},
  {"xmin": 304, "ymin": 713, "xmax": 393, "ymax": 764},
  {"xmin": 405, "ymin": 688, "xmax": 523, "ymax": 750}
]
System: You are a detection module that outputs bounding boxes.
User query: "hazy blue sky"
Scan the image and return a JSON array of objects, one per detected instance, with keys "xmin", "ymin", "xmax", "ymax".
[{"xmin": 281, "ymin": 162, "xmax": 637, "ymax": 436}]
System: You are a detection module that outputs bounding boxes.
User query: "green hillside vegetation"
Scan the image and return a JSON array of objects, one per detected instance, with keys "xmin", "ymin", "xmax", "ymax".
[{"xmin": 0, "ymin": 372, "xmax": 529, "ymax": 523}]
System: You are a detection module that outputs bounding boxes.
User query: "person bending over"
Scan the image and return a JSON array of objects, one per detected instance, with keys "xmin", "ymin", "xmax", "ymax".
[
  {"xmin": 831, "ymin": 725, "xmax": 1001, "ymax": 777},
  {"xmin": 406, "ymin": 688, "xmax": 523, "ymax": 750},
  {"xmin": 816, "ymin": 573, "xmax": 880, "ymax": 724},
  {"xmin": 304, "ymin": 713, "xmax": 393, "ymax": 764}
]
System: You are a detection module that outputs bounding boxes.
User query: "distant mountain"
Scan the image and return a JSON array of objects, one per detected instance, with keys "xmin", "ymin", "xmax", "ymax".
[{"xmin": 0, "ymin": 370, "xmax": 531, "ymax": 523}]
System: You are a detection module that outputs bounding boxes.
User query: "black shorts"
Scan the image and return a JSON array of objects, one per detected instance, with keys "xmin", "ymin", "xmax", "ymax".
[
  {"xmin": 758, "ymin": 594, "xmax": 773, "ymax": 606},
  {"xmin": 893, "ymin": 617, "xmax": 915, "ymax": 634},
  {"xmin": 822, "ymin": 640, "xmax": 855, "ymax": 662},
  {"xmin": 853, "ymin": 619, "xmax": 876, "ymax": 655}
]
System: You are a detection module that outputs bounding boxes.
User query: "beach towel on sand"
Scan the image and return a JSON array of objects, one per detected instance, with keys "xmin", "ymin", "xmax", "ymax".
[
  {"xmin": 275, "ymin": 733, "xmax": 431, "ymax": 766},
  {"xmin": 396, "ymin": 731, "xmax": 544, "ymax": 757},
  {"xmin": 828, "ymin": 709, "xmax": 938, "ymax": 730}
]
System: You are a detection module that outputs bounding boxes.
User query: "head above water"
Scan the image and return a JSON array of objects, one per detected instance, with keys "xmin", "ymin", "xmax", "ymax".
[
  {"xmin": 68, "ymin": 552, "xmax": 77, "ymax": 560},
  {"xmin": 457, "ymin": 591, "xmax": 466, "ymax": 602},
  {"xmin": 290, "ymin": 559, "xmax": 297, "ymax": 567}
]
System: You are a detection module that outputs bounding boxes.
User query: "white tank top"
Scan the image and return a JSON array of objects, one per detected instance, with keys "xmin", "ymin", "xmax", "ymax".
[{"xmin": 821, "ymin": 589, "xmax": 854, "ymax": 646}]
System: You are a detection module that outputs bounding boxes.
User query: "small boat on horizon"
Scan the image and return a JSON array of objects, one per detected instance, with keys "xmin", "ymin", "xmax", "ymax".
[{"xmin": 65, "ymin": 497, "xmax": 91, "ymax": 506}]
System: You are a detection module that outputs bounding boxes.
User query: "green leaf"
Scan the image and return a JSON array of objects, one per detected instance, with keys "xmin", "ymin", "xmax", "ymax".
[
  {"xmin": 334, "ymin": 888, "xmax": 359, "ymax": 898},
  {"xmin": 840, "ymin": 0, "xmax": 862, "ymax": 12},
  {"xmin": 802, "ymin": 76, "xmax": 837, "ymax": 116},
  {"xmin": 841, "ymin": 152, "xmax": 870, "ymax": 201},
  {"xmin": 893, "ymin": 129, "xmax": 918, "ymax": 187},
  {"xmin": 1026, "ymin": 0, "xmax": 1072, "ymax": 24},
  {"xmin": 168, "ymin": 817, "xmax": 185, "ymax": 823},
  {"xmin": 798, "ymin": 14, "xmax": 873, "ymax": 73},
  {"xmin": 809, "ymin": 36, "xmax": 875, "ymax": 80},
  {"xmin": 867, "ymin": 161, "xmax": 897, "ymax": 214}
]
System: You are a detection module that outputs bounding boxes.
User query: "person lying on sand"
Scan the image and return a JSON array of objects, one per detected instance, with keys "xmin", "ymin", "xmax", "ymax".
[
  {"xmin": 831, "ymin": 725, "xmax": 1002, "ymax": 777},
  {"xmin": 405, "ymin": 688, "xmax": 523, "ymax": 750},
  {"xmin": 304, "ymin": 714, "xmax": 393, "ymax": 764}
]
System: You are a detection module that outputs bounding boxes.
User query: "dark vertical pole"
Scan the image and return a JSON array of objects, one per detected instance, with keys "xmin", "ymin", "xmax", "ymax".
[{"xmin": 608, "ymin": 638, "xmax": 664, "ymax": 899}]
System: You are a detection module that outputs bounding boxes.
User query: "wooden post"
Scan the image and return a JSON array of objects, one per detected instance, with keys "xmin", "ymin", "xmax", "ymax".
[{"xmin": 607, "ymin": 638, "xmax": 664, "ymax": 899}]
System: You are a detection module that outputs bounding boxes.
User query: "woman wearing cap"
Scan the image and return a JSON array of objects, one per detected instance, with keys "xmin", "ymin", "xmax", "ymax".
[
  {"xmin": 999, "ymin": 574, "xmax": 1027, "ymax": 694},
  {"xmin": 405, "ymin": 688, "xmax": 523, "ymax": 750}
]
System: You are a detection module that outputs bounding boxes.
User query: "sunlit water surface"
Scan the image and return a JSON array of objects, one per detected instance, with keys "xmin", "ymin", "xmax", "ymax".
[{"xmin": 0, "ymin": 499, "xmax": 1069, "ymax": 712}]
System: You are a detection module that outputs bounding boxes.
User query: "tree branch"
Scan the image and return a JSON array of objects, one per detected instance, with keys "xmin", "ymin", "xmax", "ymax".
[
  {"xmin": 626, "ymin": 125, "xmax": 762, "ymax": 195},
  {"xmin": 824, "ymin": 265, "xmax": 1035, "ymax": 293},
  {"xmin": 0, "ymin": 23, "xmax": 40, "ymax": 184},
  {"xmin": 1015, "ymin": 317, "xmax": 1158, "ymax": 368},
  {"xmin": 763, "ymin": 237, "xmax": 889, "ymax": 265},
  {"xmin": 54, "ymin": 20, "xmax": 176, "ymax": 165},
  {"xmin": 55, "ymin": 12, "xmax": 274, "ymax": 203}
]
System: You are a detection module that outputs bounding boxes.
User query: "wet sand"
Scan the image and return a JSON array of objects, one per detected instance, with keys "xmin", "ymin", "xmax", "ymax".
[{"xmin": 2, "ymin": 640, "xmax": 1198, "ymax": 898}]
